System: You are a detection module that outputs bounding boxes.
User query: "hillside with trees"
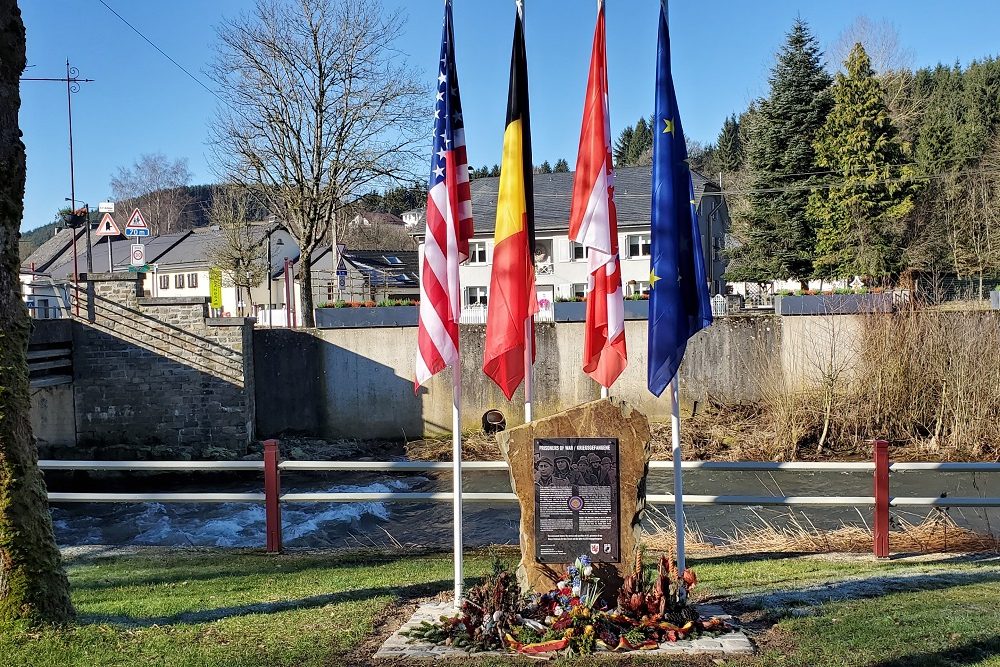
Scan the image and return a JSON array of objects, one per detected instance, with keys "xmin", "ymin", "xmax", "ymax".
[{"xmin": 611, "ymin": 18, "xmax": 1000, "ymax": 291}]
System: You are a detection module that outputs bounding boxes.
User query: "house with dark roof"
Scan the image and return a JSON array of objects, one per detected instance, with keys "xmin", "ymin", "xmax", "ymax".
[
  {"xmin": 308, "ymin": 245, "xmax": 419, "ymax": 303},
  {"xmin": 411, "ymin": 165, "xmax": 729, "ymax": 316},
  {"xmin": 20, "ymin": 217, "xmax": 418, "ymax": 322}
]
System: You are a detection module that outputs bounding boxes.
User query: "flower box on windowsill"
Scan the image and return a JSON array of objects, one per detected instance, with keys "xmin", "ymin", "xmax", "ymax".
[
  {"xmin": 315, "ymin": 306, "xmax": 419, "ymax": 328},
  {"xmin": 773, "ymin": 293, "xmax": 894, "ymax": 316},
  {"xmin": 554, "ymin": 299, "xmax": 649, "ymax": 322}
]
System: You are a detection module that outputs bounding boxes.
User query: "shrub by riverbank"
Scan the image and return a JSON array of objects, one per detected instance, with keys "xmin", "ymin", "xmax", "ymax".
[{"xmin": 3, "ymin": 547, "xmax": 1000, "ymax": 666}]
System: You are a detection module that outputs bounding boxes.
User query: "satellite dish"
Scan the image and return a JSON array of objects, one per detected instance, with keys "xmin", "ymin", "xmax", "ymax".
[{"xmin": 533, "ymin": 243, "xmax": 549, "ymax": 263}]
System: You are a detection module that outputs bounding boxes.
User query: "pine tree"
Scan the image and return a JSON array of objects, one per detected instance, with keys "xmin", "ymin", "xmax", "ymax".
[
  {"xmin": 715, "ymin": 114, "xmax": 743, "ymax": 171},
  {"xmin": 809, "ymin": 43, "xmax": 915, "ymax": 279},
  {"xmin": 731, "ymin": 19, "xmax": 833, "ymax": 283},
  {"xmin": 613, "ymin": 124, "xmax": 634, "ymax": 166},
  {"xmin": 627, "ymin": 116, "xmax": 652, "ymax": 165},
  {"xmin": 553, "ymin": 158, "xmax": 569, "ymax": 173},
  {"xmin": 489, "ymin": 164, "xmax": 501, "ymax": 177},
  {"xmin": 537, "ymin": 160, "xmax": 552, "ymax": 174}
]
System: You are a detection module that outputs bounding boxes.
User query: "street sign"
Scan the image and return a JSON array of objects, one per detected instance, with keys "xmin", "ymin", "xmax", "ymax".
[
  {"xmin": 98, "ymin": 201, "xmax": 115, "ymax": 213},
  {"xmin": 95, "ymin": 213, "xmax": 121, "ymax": 237},
  {"xmin": 336, "ymin": 269, "xmax": 348, "ymax": 277},
  {"xmin": 124, "ymin": 208, "xmax": 150, "ymax": 237},
  {"xmin": 130, "ymin": 243, "xmax": 146, "ymax": 268},
  {"xmin": 209, "ymin": 267, "xmax": 223, "ymax": 309}
]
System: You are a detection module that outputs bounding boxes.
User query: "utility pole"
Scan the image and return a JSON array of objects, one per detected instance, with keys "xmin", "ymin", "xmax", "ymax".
[{"xmin": 21, "ymin": 60, "xmax": 93, "ymax": 316}]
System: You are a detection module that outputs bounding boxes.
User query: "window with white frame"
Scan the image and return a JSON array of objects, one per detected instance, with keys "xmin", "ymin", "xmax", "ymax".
[
  {"xmin": 174, "ymin": 274, "xmax": 184, "ymax": 289},
  {"xmin": 571, "ymin": 283, "xmax": 588, "ymax": 299},
  {"xmin": 159, "ymin": 275, "xmax": 169, "ymax": 290},
  {"xmin": 571, "ymin": 242, "xmax": 587, "ymax": 261},
  {"xmin": 629, "ymin": 280, "xmax": 651, "ymax": 297},
  {"xmin": 187, "ymin": 273, "xmax": 198, "ymax": 288},
  {"xmin": 468, "ymin": 241, "xmax": 488, "ymax": 265},
  {"xmin": 465, "ymin": 285, "xmax": 488, "ymax": 306},
  {"xmin": 626, "ymin": 233, "xmax": 651, "ymax": 258}
]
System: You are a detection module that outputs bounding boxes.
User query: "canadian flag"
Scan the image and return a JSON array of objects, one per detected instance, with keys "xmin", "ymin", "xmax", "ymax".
[{"xmin": 568, "ymin": 1, "xmax": 627, "ymax": 389}]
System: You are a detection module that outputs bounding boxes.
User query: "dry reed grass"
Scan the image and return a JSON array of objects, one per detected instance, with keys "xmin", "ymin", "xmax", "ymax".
[
  {"xmin": 643, "ymin": 504, "xmax": 1000, "ymax": 555},
  {"xmin": 673, "ymin": 310, "xmax": 1000, "ymax": 462},
  {"xmin": 405, "ymin": 430, "xmax": 502, "ymax": 461}
]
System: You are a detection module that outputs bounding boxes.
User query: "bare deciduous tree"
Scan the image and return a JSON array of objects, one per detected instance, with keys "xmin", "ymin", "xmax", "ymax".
[
  {"xmin": 110, "ymin": 153, "xmax": 193, "ymax": 235},
  {"xmin": 206, "ymin": 186, "xmax": 269, "ymax": 311},
  {"xmin": 209, "ymin": 0, "xmax": 426, "ymax": 327},
  {"xmin": 0, "ymin": 0, "xmax": 74, "ymax": 625},
  {"xmin": 335, "ymin": 206, "xmax": 416, "ymax": 251},
  {"xmin": 829, "ymin": 16, "xmax": 925, "ymax": 141}
]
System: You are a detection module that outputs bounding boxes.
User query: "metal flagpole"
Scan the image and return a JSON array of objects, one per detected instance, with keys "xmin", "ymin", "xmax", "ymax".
[
  {"xmin": 601, "ymin": 385, "xmax": 609, "ymax": 399},
  {"xmin": 452, "ymin": 363, "xmax": 463, "ymax": 606},
  {"xmin": 519, "ymin": 0, "xmax": 533, "ymax": 426},
  {"xmin": 524, "ymin": 319, "xmax": 533, "ymax": 422},
  {"xmin": 107, "ymin": 237, "xmax": 113, "ymax": 272},
  {"xmin": 670, "ymin": 374, "xmax": 686, "ymax": 584}
]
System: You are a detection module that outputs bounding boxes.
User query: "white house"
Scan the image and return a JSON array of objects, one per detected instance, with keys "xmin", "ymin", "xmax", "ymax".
[
  {"xmin": 401, "ymin": 208, "xmax": 425, "ymax": 229},
  {"xmin": 411, "ymin": 166, "xmax": 730, "ymax": 319}
]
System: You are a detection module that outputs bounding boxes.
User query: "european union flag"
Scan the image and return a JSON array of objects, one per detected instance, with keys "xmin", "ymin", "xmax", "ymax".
[{"xmin": 647, "ymin": 2, "xmax": 712, "ymax": 397}]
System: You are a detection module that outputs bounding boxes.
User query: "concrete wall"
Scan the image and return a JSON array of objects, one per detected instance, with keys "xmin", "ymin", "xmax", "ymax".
[
  {"xmin": 29, "ymin": 384, "xmax": 75, "ymax": 451},
  {"xmin": 71, "ymin": 272, "xmax": 255, "ymax": 455},
  {"xmin": 253, "ymin": 315, "xmax": 782, "ymax": 439}
]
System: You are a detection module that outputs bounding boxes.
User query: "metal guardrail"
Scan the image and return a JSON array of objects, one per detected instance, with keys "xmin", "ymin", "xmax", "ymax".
[{"xmin": 40, "ymin": 441, "xmax": 1000, "ymax": 556}]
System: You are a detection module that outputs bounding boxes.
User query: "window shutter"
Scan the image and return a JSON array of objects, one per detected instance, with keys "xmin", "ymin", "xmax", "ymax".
[
  {"xmin": 556, "ymin": 283, "xmax": 572, "ymax": 299},
  {"xmin": 556, "ymin": 238, "xmax": 571, "ymax": 262},
  {"xmin": 485, "ymin": 240, "xmax": 494, "ymax": 264},
  {"xmin": 622, "ymin": 234, "xmax": 631, "ymax": 259}
]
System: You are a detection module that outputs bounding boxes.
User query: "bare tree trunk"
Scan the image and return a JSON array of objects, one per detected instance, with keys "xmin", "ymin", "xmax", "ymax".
[
  {"xmin": 299, "ymin": 249, "xmax": 315, "ymax": 327},
  {"xmin": 0, "ymin": 0, "xmax": 74, "ymax": 626}
]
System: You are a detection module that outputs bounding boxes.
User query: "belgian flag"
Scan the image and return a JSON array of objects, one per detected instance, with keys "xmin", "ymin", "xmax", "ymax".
[{"xmin": 483, "ymin": 2, "xmax": 537, "ymax": 400}]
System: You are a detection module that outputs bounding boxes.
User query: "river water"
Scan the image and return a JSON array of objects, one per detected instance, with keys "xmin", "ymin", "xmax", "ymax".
[{"xmin": 49, "ymin": 467, "xmax": 1000, "ymax": 549}]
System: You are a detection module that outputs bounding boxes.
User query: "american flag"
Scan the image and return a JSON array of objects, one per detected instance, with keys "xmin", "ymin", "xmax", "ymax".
[{"xmin": 416, "ymin": 0, "xmax": 473, "ymax": 389}]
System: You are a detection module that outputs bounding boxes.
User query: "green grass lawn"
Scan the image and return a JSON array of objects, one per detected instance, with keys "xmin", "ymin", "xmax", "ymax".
[{"xmin": 2, "ymin": 548, "xmax": 999, "ymax": 667}]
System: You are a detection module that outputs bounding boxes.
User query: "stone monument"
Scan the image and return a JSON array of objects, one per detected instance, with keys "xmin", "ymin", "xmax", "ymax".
[{"xmin": 497, "ymin": 398, "xmax": 652, "ymax": 595}]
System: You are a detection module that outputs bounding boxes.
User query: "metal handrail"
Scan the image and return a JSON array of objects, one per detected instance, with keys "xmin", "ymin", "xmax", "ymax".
[
  {"xmin": 41, "ymin": 459, "xmax": 1000, "ymax": 474},
  {"xmin": 48, "ymin": 492, "xmax": 265, "ymax": 503},
  {"xmin": 42, "ymin": 459, "xmax": 1000, "ymax": 509},
  {"xmin": 39, "ymin": 460, "xmax": 264, "ymax": 471}
]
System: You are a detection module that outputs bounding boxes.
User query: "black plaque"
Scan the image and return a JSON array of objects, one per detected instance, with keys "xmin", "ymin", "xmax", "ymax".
[{"xmin": 533, "ymin": 437, "xmax": 620, "ymax": 563}]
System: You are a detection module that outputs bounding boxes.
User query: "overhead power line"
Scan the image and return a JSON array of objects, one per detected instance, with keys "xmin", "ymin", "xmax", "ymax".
[
  {"xmin": 468, "ymin": 166, "xmax": 1000, "ymax": 198},
  {"xmin": 97, "ymin": 0, "xmax": 223, "ymax": 104}
]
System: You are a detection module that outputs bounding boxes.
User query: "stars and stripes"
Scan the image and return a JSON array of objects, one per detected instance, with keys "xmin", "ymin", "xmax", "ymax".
[{"xmin": 415, "ymin": 0, "xmax": 474, "ymax": 389}]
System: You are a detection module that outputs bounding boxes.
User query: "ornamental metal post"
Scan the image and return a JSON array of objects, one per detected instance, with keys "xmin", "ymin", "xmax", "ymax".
[{"xmin": 21, "ymin": 60, "xmax": 94, "ymax": 316}]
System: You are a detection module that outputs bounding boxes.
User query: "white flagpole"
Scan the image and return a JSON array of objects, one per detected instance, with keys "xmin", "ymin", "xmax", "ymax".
[
  {"xmin": 524, "ymin": 317, "xmax": 533, "ymax": 422},
  {"xmin": 452, "ymin": 362, "xmax": 463, "ymax": 607},
  {"xmin": 600, "ymin": 385, "xmax": 609, "ymax": 399},
  {"xmin": 670, "ymin": 374, "xmax": 686, "ymax": 583}
]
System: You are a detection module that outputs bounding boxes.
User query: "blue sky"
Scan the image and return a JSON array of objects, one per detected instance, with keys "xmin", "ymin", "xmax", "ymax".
[{"xmin": 19, "ymin": 0, "xmax": 1000, "ymax": 232}]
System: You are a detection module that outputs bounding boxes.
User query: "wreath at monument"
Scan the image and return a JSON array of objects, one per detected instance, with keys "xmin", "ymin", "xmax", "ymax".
[{"xmin": 402, "ymin": 551, "xmax": 729, "ymax": 656}]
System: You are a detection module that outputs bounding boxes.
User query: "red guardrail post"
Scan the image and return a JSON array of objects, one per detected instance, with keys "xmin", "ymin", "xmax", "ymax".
[
  {"xmin": 873, "ymin": 439, "xmax": 890, "ymax": 558},
  {"xmin": 264, "ymin": 439, "xmax": 283, "ymax": 553}
]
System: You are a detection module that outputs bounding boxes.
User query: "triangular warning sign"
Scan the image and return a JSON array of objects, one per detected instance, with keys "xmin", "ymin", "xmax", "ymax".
[
  {"xmin": 124, "ymin": 208, "xmax": 150, "ymax": 236},
  {"xmin": 125, "ymin": 208, "xmax": 148, "ymax": 230},
  {"xmin": 95, "ymin": 212, "xmax": 121, "ymax": 237}
]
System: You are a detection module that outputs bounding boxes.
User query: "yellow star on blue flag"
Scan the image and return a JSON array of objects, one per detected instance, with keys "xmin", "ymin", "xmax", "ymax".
[{"xmin": 646, "ymin": 2, "xmax": 713, "ymax": 398}]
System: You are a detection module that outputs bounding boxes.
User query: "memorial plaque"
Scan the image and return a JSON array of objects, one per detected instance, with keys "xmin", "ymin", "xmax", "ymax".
[{"xmin": 533, "ymin": 437, "xmax": 620, "ymax": 563}]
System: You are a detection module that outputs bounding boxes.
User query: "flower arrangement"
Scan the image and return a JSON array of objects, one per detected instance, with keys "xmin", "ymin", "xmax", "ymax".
[
  {"xmin": 321, "ymin": 299, "xmax": 418, "ymax": 308},
  {"xmin": 402, "ymin": 552, "xmax": 728, "ymax": 657}
]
